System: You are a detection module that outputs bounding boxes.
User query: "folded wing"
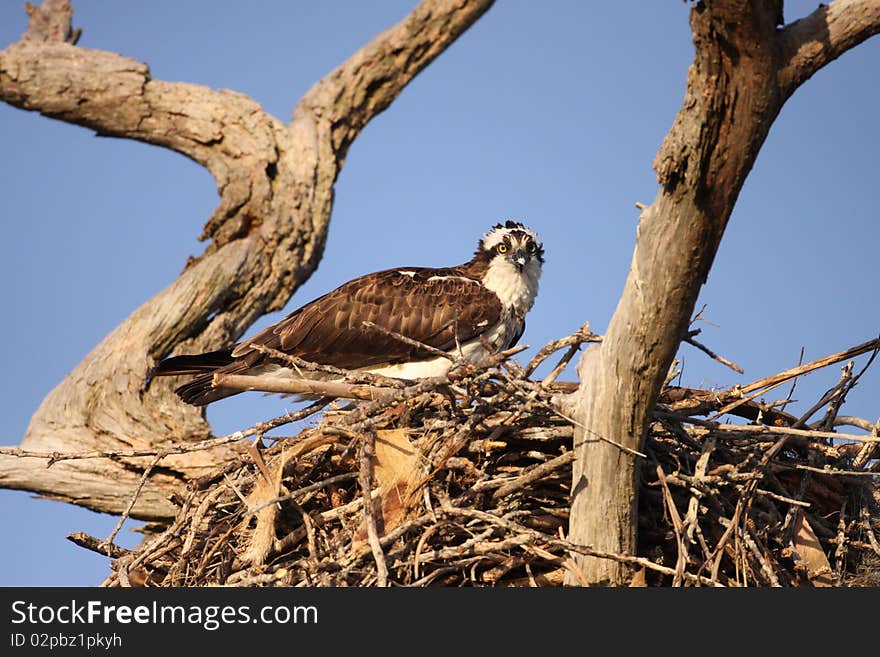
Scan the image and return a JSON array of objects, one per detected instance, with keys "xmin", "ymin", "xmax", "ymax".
[{"xmin": 232, "ymin": 268, "xmax": 503, "ymax": 368}]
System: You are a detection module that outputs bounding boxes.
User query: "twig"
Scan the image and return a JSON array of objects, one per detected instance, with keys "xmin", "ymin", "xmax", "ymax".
[
  {"xmin": 247, "ymin": 472, "xmax": 358, "ymax": 517},
  {"xmin": 362, "ymin": 320, "xmax": 455, "ymax": 362},
  {"xmin": 738, "ymin": 337, "xmax": 880, "ymax": 396},
  {"xmin": 852, "ymin": 418, "xmax": 880, "ymax": 470},
  {"xmin": 706, "ymin": 378, "xmax": 791, "ymax": 422},
  {"xmin": 542, "ymin": 342, "xmax": 583, "ymax": 387},
  {"xmin": 778, "ymin": 345, "xmax": 805, "ymax": 412},
  {"xmin": 835, "ymin": 501, "xmax": 848, "ymax": 582},
  {"xmin": 67, "ymin": 532, "xmax": 130, "ymax": 559},
  {"xmin": 707, "ymin": 502, "xmax": 743, "ymax": 584},
  {"xmin": 440, "ymin": 507, "xmax": 722, "ymax": 587},
  {"xmin": 818, "ymin": 361, "xmax": 854, "ymax": 431},
  {"xmin": 781, "ymin": 463, "xmax": 879, "ymax": 477},
  {"xmin": 656, "ymin": 412, "xmax": 880, "ymax": 444},
  {"xmin": 656, "ymin": 465, "xmax": 688, "ymax": 586},
  {"xmin": 0, "ymin": 402, "xmax": 327, "ymax": 462},
  {"xmin": 492, "ymin": 451, "xmax": 574, "ymax": 499},
  {"xmin": 358, "ymin": 431, "xmax": 388, "ymax": 587},
  {"xmin": 248, "ymin": 343, "xmax": 406, "ymax": 388},
  {"xmin": 755, "ymin": 488, "xmax": 811, "ymax": 508},
  {"xmin": 741, "ymin": 527, "xmax": 781, "ymax": 587},
  {"xmin": 246, "ymin": 442, "xmax": 274, "ymax": 485},
  {"xmin": 791, "ymin": 361, "xmax": 859, "ymax": 430},
  {"xmin": 500, "ymin": 372, "xmax": 646, "ymax": 458},
  {"xmin": 181, "ymin": 485, "xmax": 226, "ymax": 556},
  {"xmin": 833, "ymin": 416, "xmax": 878, "ymax": 432},
  {"xmin": 103, "ymin": 452, "xmax": 165, "ymax": 549},
  {"xmin": 684, "ymin": 331, "xmax": 744, "ymax": 374},
  {"xmin": 541, "ymin": 323, "xmax": 600, "ymax": 386},
  {"xmin": 859, "ymin": 504, "xmax": 880, "ymax": 558},
  {"xmin": 524, "ymin": 322, "xmax": 600, "ymax": 377},
  {"xmin": 107, "ymin": 492, "xmax": 197, "ymax": 584},
  {"xmin": 682, "ymin": 436, "xmax": 716, "ymax": 564},
  {"xmin": 195, "ymin": 522, "xmax": 241, "ymax": 580}
]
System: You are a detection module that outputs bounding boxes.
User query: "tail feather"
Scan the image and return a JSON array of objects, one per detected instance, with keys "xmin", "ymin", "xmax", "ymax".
[
  {"xmin": 150, "ymin": 348, "xmax": 241, "ymax": 406},
  {"xmin": 151, "ymin": 349, "xmax": 234, "ymax": 376},
  {"xmin": 174, "ymin": 374, "xmax": 241, "ymax": 406}
]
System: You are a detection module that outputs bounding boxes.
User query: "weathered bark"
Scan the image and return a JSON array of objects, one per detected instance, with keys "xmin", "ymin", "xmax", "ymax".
[
  {"xmin": 0, "ymin": 0, "xmax": 493, "ymax": 519},
  {"xmin": 566, "ymin": 0, "xmax": 880, "ymax": 585}
]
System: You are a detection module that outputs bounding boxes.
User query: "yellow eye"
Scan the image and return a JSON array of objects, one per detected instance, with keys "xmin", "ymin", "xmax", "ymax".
[
  {"xmin": 497, "ymin": 243, "xmax": 508, "ymax": 254},
  {"xmin": 528, "ymin": 243, "xmax": 537, "ymax": 254}
]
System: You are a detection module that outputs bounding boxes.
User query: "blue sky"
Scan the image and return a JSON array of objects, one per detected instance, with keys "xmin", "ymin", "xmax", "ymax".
[{"xmin": 1, "ymin": 1, "xmax": 878, "ymax": 586}]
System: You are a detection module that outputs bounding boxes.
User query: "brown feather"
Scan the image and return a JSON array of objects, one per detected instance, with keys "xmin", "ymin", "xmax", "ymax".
[{"xmin": 231, "ymin": 267, "xmax": 502, "ymax": 369}]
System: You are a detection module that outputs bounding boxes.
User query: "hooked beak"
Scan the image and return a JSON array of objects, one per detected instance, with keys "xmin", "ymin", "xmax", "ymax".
[{"xmin": 510, "ymin": 249, "xmax": 528, "ymax": 272}]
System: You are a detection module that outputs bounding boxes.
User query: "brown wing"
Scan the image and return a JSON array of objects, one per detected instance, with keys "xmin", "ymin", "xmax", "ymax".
[{"xmin": 231, "ymin": 268, "xmax": 502, "ymax": 369}]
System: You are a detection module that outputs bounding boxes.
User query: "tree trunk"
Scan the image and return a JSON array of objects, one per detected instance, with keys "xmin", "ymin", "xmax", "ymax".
[
  {"xmin": 0, "ymin": 0, "xmax": 494, "ymax": 519},
  {"xmin": 566, "ymin": 0, "xmax": 880, "ymax": 585}
]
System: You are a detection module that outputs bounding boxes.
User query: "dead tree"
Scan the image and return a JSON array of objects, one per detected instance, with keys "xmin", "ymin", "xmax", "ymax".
[
  {"xmin": 0, "ymin": 0, "xmax": 493, "ymax": 518},
  {"xmin": 565, "ymin": 0, "xmax": 880, "ymax": 585}
]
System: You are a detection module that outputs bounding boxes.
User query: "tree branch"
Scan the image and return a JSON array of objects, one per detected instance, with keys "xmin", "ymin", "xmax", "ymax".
[
  {"xmin": 298, "ymin": 0, "xmax": 494, "ymax": 160},
  {"xmin": 1, "ymin": 8, "xmax": 283, "ymax": 249},
  {"xmin": 213, "ymin": 373, "xmax": 392, "ymax": 402},
  {"xmin": 778, "ymin": 0, "xmax": 880, "ymax": 98}
]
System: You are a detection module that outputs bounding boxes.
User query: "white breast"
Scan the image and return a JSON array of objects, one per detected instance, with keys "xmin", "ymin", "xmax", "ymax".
[{"xmin": 481, "ymin": 258, "xmax": 541, "ymax": 317}]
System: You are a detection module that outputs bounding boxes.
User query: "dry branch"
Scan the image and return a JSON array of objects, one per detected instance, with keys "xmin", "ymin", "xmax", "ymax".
[
  {"xmin": 684, "ymin": 331, "xmax": 744, "ymax": 374},
  {"xmin": 358, "ymin": 431, "xmax": 389, "ymax": 587},
  {"xmin": 214, "ymin": 373, "xmax": 390, "ymax": 402}
]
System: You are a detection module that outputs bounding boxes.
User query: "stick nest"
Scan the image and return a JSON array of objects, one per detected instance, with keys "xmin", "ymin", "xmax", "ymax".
[{"xmin": 100, "ymin": 330, "xmax": 880, "ymax": 587}]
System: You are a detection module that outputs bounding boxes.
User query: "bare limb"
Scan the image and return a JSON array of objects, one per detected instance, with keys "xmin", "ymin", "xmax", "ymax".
[
  {"xmin": 778, "ymin": 0, "xmax": 880, "ymax": 98},
  {"xmin": 214, "ymin": 373, "xmax": 392, "ymax": 402},
  {"xmin": 297, "ymin": 0, "xmax": 494, "ymax": 161}
]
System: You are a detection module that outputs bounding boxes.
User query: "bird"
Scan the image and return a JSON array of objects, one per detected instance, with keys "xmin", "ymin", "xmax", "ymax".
[{"xmin": 151, "ymin": 220, "xmax": 544, "ymax": 406}]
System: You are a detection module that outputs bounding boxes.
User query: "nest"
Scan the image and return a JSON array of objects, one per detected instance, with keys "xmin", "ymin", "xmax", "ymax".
[{"xmin": 88, "ymin": 330, "xmax": 880, "ymax": 587}]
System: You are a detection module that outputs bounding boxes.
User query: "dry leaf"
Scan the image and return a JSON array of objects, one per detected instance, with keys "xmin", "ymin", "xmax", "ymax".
[
  {"xmin": 374, "ymin": 429, "xmax": 423, "ymax": 533},
  {"xmin": 243, "ymin": 435, "xmax": 336, "ymax": 566},
  {"xmin": 354, "ymin": 429, "xmax": 423, "ymax": 545},
  {"xmin": 629, "ymin": 567, "xmax": 648, "ymax": 587},
  {"xmin": 791, "ymin": 511, "xmax": 834, "ymax": 587}
]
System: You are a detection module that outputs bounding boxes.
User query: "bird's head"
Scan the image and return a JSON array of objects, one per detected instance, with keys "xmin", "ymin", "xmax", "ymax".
[{"xmin": 476, "ymin": 220, "xmax": 544, "ymax": 275}]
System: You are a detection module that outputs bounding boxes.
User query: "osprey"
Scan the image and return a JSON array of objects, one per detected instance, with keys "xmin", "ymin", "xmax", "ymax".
[{"xmin": 152, "ymin": 221, "xmax": 544, "ymax": 405}]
